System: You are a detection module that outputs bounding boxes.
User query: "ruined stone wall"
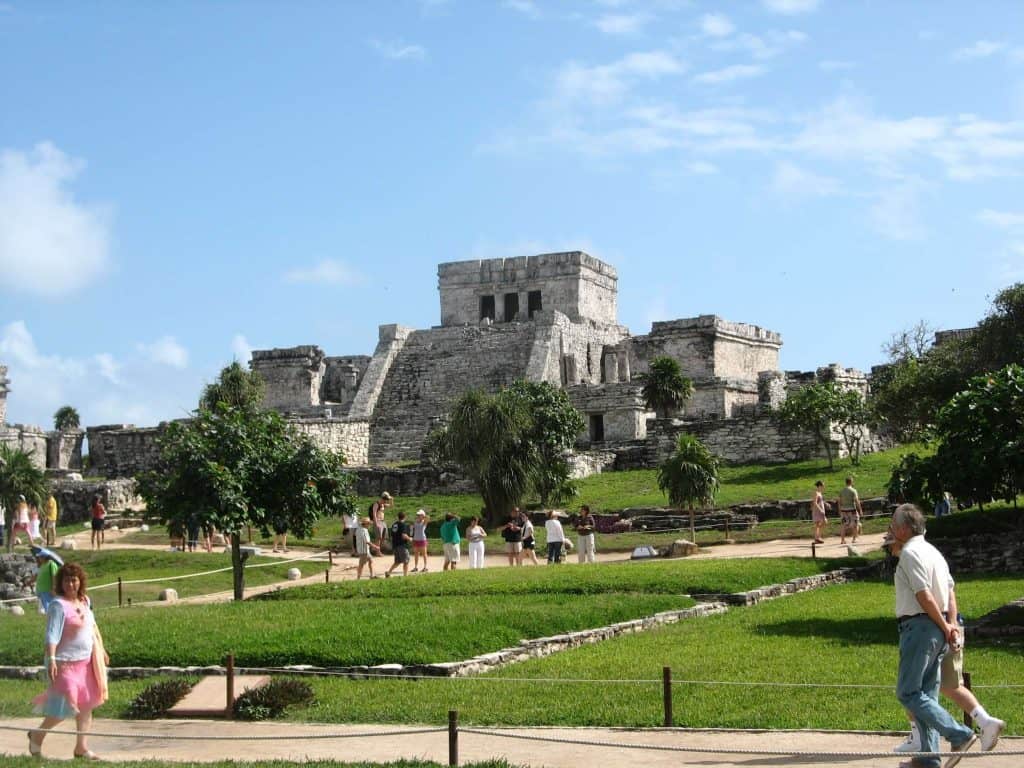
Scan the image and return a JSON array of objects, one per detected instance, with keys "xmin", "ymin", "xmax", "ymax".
[
  {"xmin": 367, "ymin": 323, "xmax": 540, "ymax": 464},
  {"xmin": 438, "ymin": 252, "xmax": 618, "ymax": 327},
  {"xmin": 533, "ymin": 312, "xmax": 629, "ymax": 386},
  {"xmin": 648, "ymin": 415, "xmax": 825, "ymax": 466},
  {"xmin": 353, "ymin": 465, "xmax": 475, "ymax": 497},
  {"xmin": 47, "ymin": 430, "xmax": 84, "ymax": 471},
  {"xmin": 251, "ymin": 346, "xmax": 326, "ymax": 410},
  {"xmin": 290, "ymin": 418, "xmax": 370, "ymax": 465},
  {"xmin": 568, "ymin": 383, "xmax": 647, "ymax": 443},
  {"xmin": 0, "ymin": 425, "xmax": 48, "ymax": 470},
  {"xmin": 86, "ymin": 424, "xmax": 166, "ymax": 478},
  {"xmin": 321, "ymin": 356, "xmax": 370, "ymax": 415},
  {"xmin": 50, "ymin": 477, "xmax": 142, "ymax": 522}
]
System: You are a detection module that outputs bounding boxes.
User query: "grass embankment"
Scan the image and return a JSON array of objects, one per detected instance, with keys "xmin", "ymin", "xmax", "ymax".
[
  {"xmin": 0, "ymin": 557, "xmax": 863, "ymax": 669},
  {"xmin": 118, "ymin": 445, "xmax": 921, "ymax": 552},
  {"xmin": 1, "ymin": 573, "xmax": 1019, "ymax": 732}
]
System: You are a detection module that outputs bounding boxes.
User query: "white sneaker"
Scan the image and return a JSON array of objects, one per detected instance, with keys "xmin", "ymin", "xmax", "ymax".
[
  {"xmin": 894, "ymin": 724, "xmax": 922, "ymax": 753},
  {"xmin": 980, "ymin": 718, "xmax": 1005, "ymax": 751}
]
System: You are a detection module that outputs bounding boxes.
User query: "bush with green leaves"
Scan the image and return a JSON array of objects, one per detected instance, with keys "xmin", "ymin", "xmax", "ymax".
[
  {"xmin": 124, "ymin": 678, "xmax": 194, "ymax": 719},
  {"xmin": 233, "ymin": 678, "xmax": 314, "ymax": 720}
]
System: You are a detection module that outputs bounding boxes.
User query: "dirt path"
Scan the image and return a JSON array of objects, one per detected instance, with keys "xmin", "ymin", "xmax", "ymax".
[{"xmin": 1, "ymin": 717, "xmax": 1019, "ymax": 767}]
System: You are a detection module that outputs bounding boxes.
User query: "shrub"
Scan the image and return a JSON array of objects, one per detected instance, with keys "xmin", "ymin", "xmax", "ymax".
[
  {"xmin": 124, "ymin": 678, "xmax": 194, "ymax": 719},
  {"xmin": 233, "ymin": 678, "xmax": 315, "ymax": 720}
]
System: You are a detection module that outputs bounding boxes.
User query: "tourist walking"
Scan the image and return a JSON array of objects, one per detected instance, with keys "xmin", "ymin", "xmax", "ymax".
[
  {"xmin": 28, "ymin": 562, "xmax": 109, "ymax": 760},
  {"xmin": 354, "ymin": 517, "xmax": 381, "ymax": 579},
  {"xmin": 811, "ymin": 480, "xmax": 828, "ymax": 544},
  {"xmin": 440, "ymin": 513, "xmax": 461, "ymax": 571},
  {"xmin": 371, "ymin": 491, "xmax": 392, "ymax": 549},
  {"xmin": 31, "ymin": 546, "xmax": 62, "ymax": 614},
  {"xmin": 28, "ymin": 503, "xmax": 43, "ymax": 545},
  {"xmin": 500, "ymin": 512, "xmax": 523, "ymax": 566},
  {"xmin": 575, "ymin": 505, "xmax": 596, "ymax": 563},
  {"xmin": 520, "ymin": 510, "xmax": 539, "ymax": 565},
  {"xmin": 13, "ymin": 495, "xmax": 30, "ymax": 545},
  {"xmin": 466, "ymin": 515, "xmax": 487, "ymax": 569},
  {"xmin": 89, "ymin": 496, "xmax": 105, "ymax": 551},
  {"xmin": 44, "ymin": 493, "xmax": 58, "ymax": 546},
  {"xmin": 544, "ymin": 510, "xmax": 568, "ymax": 564},
  {"xmin": 837, "ymin": 477, "xmax": 862, "ymax": 544},
  {"xmin": 888, "ymin": 503, "xmax": 977, "ymax": 768},
  {"xmin": 342, "ymin": 507, "xmax": 359, "ymax": 556},
  {"xmin": 385, "ymin": 510, "xmax": 412, "ymax": 577},
  {"xmin": 411, "ymin": 509, "xmax": 430, "ymax": 572},
  {"xmin": 271, "ymin": 517, "xmax": 289, "ymax": 553}
]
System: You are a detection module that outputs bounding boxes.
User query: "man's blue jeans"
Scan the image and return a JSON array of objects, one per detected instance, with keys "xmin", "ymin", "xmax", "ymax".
[{"xmin": 897, "ymin": 615, "xmax": 974, "ymax": 767}]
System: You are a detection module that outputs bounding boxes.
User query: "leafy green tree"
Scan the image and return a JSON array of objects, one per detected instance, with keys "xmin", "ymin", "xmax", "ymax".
[
  {"xmin": 141, "ymin": 363, "xmax": 355, "ymax": 599},
  {"xmin": 833, "ymin": 387, "xmax": 871, "ymax": 466},
  {"xmin": 774, "ymin": 383, "xmax": 842, "ymax": 469},
  {"xmin": 657, "ymin": 433, "xmax": 720, "ymax": 542},
  {"xmin": 53, "ymin": 405, "xmax": 81, "ymax": 431},
  {"xmin": 930, "ymin": 365, "xmax": 1024, "ymax": 511},
  {"xmin": 504, "ymin": 380, "xmax": 585, "ymax": 507},
  {"xmin": 637, "ymin": 356, "xmax": 694, "ymax": 419},
  {"xmin": 0, "ymin": 445, "xmax": 50, "ymax": 552},
  {"xmin": 200, "ymin": 361, "xmax": 265, "ymax": 412},
  {"xmin": 887, "ymin": 452, "xmax": 943, "ymax": 508}
]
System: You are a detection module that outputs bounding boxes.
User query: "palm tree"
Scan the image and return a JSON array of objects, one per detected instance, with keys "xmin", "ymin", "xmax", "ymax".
[
  {"xmin": 657, "ymin": 433, "xmax": 720, "ymax": 543},
  {"xmin": 637, "ymin": 356, "xmax": 694, "ymax": 419},
  {"xmin": 430, "ymin": 389, "xmax": 538, "ymax": 526},
  {"xmin": 0, "ymin": 444, "xmax": 50, "ymax": 552},
  {"xmin": 53, "ymin": 405, "xmax": 81, "ymax": 431}
]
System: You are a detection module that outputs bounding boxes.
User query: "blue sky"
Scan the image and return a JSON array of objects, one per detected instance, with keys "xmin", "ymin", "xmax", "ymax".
[{"xmin": 2, "ymin": 0, "xmax": 1023, "ymax": 430}]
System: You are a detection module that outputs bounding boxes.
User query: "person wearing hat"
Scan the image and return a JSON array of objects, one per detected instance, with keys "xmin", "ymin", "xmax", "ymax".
[
  {"xmin": 31, "ymin": 547, "xmax": 62, "ymax": 614},
  {"xmin": 371, "ymin": 491, "xmax": 392, "ymax": 550},
  {"xmin": 411, "ymin": 509, "xmax": 430, "ymax": 572}
]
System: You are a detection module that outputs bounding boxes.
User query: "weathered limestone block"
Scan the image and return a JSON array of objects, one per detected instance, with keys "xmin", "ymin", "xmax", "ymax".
[
  {"xmin": 663, "ymin": 539, "xmax": 699, "ymax": 558},
  {"xmin": 286, "ymin": 568, "xmax": 301, "ymax": 581},
  {"xmin": 159, "ymin": 588, "xmax": 178, "ymax": 602}
]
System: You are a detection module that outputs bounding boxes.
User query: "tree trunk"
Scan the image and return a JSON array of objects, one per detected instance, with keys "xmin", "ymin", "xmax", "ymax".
[
  {"xmin": 819, "ymin": 429, "xmax": 834, "ymax": 469},
  {"xmin": 230, "ymin": 533, "xmax": 245, "ymax": 601}
]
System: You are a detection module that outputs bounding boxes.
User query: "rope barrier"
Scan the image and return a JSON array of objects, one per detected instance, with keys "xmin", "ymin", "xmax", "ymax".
[
  {"xmin": 460, "ymin": 727, "xmax": 1024, "ymax": 757},
  {"xmin": 1, "ymin": 724, "xmax": 445, "ymax": 741}
]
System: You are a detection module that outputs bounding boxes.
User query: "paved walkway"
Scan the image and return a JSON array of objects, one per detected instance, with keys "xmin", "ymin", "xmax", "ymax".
[{"xmin": 1, "ymin": 718, "xmax": 1019, "ymax": 766}]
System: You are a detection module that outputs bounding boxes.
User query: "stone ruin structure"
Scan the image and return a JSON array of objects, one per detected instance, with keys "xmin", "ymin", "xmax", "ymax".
[
  {"xmin": 0, "ymin": 365, "xmax": 84, "ymax": 473},
  {"xmin": 61, "ymin": 251, "xmax": 882, "ymax": 480}
]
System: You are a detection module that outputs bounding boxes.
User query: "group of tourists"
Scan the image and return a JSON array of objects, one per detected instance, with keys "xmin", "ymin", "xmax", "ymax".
[
  {"xmin": 809, "ymin": 477, "xmax": 864, "ymax": 544},
  {"xmin": 346, "ymin": 492, "xmax": 601, "ymax": 578},
  {"xmin": 0, "ymin": 493, "xmax": 61, "ymax": 549}
]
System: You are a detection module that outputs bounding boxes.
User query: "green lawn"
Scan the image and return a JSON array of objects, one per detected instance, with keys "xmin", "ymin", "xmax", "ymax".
[
  {"xmin": 0, "ymin": 557, "xmax": 864, "ymax": 668},
  {"xmin": 2, "ymin": 574, "xmax": 1018, "ymax": 733}
]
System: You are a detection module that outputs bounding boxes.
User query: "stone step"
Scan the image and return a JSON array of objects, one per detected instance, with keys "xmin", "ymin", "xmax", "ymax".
[{"xmin": 167, "ymin": 675, "xmax": 270, "ymax": 718}]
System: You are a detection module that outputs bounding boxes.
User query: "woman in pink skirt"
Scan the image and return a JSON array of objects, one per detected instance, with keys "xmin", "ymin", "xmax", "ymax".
[{"xmin": 28, "ymin": 562, "xmax": 108, "ymax": 760}]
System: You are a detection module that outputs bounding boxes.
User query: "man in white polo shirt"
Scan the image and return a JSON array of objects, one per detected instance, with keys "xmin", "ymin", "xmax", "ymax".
[{"xmin": 890, "ymin": 503, "xmax": 976, "ymax": 768}]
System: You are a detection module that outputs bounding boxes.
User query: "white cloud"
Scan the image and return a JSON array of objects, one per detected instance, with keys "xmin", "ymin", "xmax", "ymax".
[
  {"xmin": 595, "ymin": 14, "xmax": 649, "ymax": 36},
  {"xmin": 0, "ymin": 142, "xmax": 112, "ymax": 298},
  {"xmin": 793, "ymin": 97, "xmax": 946, "ymax": 159},
  {"xmin": 761, "ymin": 0, "xmax": 820, "ymax": 14},
  {"xmin": 993, "ymin": 242, "xmax": 1024, "ymax": 283},
  {"xmin": 0, "ymin": 321, "xmax": 89, "ymax": 426},
  {"xmin": 700, "ymin": 13, "xmax": 734, "ymax": 38},
  {"xmin": 771, "ymin": 161, "xmax": 841, "ymax": 198},
  {"xmin": 555, "ymin": 50, "xmax": 685, "ymax": 105},
  {"xmin": 687, "ymin": 160, "xmax": 719, "ymax": 175},
  {"xmin": 819, "ymin": 59, "xmax": 855, "ymax": 71},
  {"xmin": 692, "ymin": 64, "xmax": 765, "ymax": 85},
  {"xmin": 503, "ymin": 0, "xmax": 540, "ymax": 18},
  {"xmin": 953, "ymin": 40, "xmax": 1006, "ymax": 60},
  {"xmin": 137, "ymin": 336, "xmax": 189, "ymax": 369},
  {"xmin": 870, "ymin": 183, "xmax": 926, "ymax": 241},
  {"xmin": 370, "ymin": 39, "xmax": 426, "ymax": 61},
  {"xmin": 231, "ymin": 334, "xmax": 253, "ymax": 364},
  {"xmin": 93, "ymin": 353, "xmax": 121, "ymax": 386},
  {"xmin": 710, "ymin": 31, "xmax": 804, "ymax": 60},
  {"xmin": 284, "ymin": 258, "xmax": 362, "ymax": 285},
  {"xmin": 977, "ymin": 209, "xmax": 1024, "ymax": 229}
]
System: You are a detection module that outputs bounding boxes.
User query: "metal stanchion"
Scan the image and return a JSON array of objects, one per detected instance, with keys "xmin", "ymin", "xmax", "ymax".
[
  {"xmin": 226, "ymin": 653, "xmax": 235, "ymax": 719},
  {"xmin": 325, "ymin": 568, "xmax": 330, "ymax": 583},
  {"xmin": 448, "ymin": 710, "xmax": 459, "ymax": 767},
  {"xmin": 663, "ymin": 666, "xmax": 673, "ymax": 727},
  {"xmin": 963, "ymin": 671, "xmax": 973, "ymax": 728}
]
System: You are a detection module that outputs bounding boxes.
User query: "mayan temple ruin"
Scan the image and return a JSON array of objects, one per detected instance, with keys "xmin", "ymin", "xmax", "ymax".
[{"xmin": 6, "ymin": 252, "xmax": 884, "ymax": 483}]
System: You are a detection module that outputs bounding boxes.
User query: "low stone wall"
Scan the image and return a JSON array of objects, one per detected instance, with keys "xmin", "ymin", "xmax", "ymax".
[
  {"xmin": 729, "ymin": 496, "xmax": 892, "ymax": 522},
  {"xmin": 50, "ymin": 478, "xmax": 142, "ymax": 523},
  {"xmin": 690, "ymin": 568, "xmax": 858, "ymax": 605},
  {"xmin": 933, "ymin": 533, "xmax": 1024, "ymax": 574},
  {"xmin": 967, "ymin": 597, "xmax": 1024, "ymax": 640},
  {"xmin": 0, "ymin": 553, "xmax": 36, "ymax": 604},
  {"xmin": 353, "ymin": 465, "xmax": 475, "ymax": 498}
]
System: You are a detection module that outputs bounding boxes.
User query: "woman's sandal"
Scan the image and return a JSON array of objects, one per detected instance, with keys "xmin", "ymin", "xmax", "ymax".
[
  {"xmin": 27, "ymin": 732, "xmax": 42, "ymax": 757},
  {"xmin": 74, "ymin": 749, "xmax": 101, "ymax": 760}
]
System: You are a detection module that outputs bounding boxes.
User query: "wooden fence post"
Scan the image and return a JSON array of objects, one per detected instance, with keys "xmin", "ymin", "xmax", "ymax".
[
  {"xmin": 225, "ymin": 653, "xmax": 235, "ymax": 719},
  {"xmin": 663, "ymin": 666, "xmax": 673, "ymax": 727},
  {"xmin": 448, "ymin": 710, "xmax": 459, "ymax": 766}
]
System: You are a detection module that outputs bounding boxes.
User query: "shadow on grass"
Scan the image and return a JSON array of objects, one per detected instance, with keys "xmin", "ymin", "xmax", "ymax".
[
  {"xmin": 723, "ymin": 463, "xmax": 832, "ymax": 486},
  {"xmin": 756, "ymin": 616, "xmax": 896, "ymax": 645}
]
